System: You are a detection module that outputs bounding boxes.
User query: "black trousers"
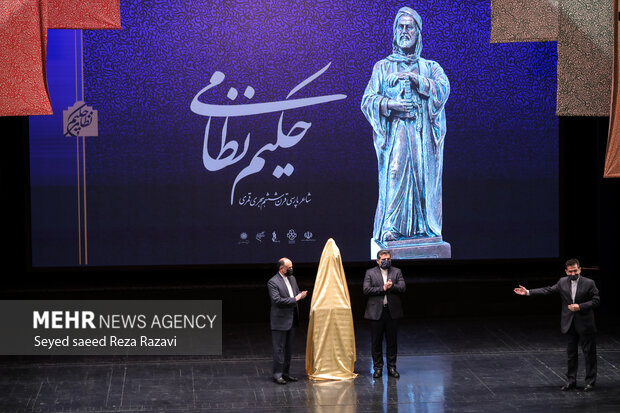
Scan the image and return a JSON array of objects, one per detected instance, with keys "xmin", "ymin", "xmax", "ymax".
[
  {"xmin": 566, "ymin": 323, "xmax": 597, "ymax": 385},
  {"xmin": 370, "ymin": 306, "xmax": 399, "ymax": 370},
  {"xmin": 272, "ymin": 327, "xmax": 295, "ymax": 379}
]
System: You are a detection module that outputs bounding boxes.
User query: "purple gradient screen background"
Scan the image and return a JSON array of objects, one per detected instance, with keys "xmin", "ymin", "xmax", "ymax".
[{"xmin": 29, "ymin": 0, "xmax": 558, "ymax": 266}]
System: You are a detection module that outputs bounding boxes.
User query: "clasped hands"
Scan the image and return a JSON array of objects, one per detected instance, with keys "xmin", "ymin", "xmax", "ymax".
[
  {"xmin": 383, "ymin": 279, "xmax": 393, "ymax": 291},
  {"xmin": 386, "ymin": 71, "xmax": 419, "ymax": 88},
  {"xmin": 385, "ymin": 72, "xmax": 419, "ymax": 112},
  {"xmin": 295, "ymin": 291, "xmax": 308, "ymax": 301}
]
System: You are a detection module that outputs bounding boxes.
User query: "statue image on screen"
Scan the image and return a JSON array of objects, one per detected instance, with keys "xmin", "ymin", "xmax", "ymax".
[{"xmin": 361, "ymin": 7, "xmax": 451, "ymax": 259}]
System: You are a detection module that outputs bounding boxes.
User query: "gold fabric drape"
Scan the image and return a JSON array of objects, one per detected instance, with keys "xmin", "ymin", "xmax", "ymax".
[
  {"xmin": 490, "ymin": 0, "xmax": 613, "ymax": 117},
  {"xmin": 305, "ymin": 238, "xmax": 357, "ymax": 380},
  {"xmin": 490, "ymin": 0, "xmax": 558, "ymax": 43},
  {"xmin": 606, "ymin": 0, "xmax": 620, "ymax": 177},
  {"xmin": 557, "ymin": 0, "xmax": 613, "ymax": 116}
]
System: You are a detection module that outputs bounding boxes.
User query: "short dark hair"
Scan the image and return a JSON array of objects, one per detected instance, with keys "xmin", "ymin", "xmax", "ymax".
[
  {"xmin": 376, "ymin": 249, "xmax": 391, "ymax": 259},
  {"xmin": 565, "ymin": 258, "xmax": 580, "ymax": 269}
]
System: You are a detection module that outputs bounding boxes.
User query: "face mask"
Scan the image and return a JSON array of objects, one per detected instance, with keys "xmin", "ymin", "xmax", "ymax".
[
  {"xmin": 285, "ymin": 268, "xmax": 293, "ymax": 276},
  {"xmin": 380, "ymin": 260, "xmax": 391, "ymax": 270},
  {"xmin": 568, "ymin": 274, "xmax": 579, "ymax": 281}
]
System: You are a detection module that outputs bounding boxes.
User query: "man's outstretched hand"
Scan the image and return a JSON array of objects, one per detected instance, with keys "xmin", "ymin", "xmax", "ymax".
[{"xmin": 513, "ymin": 285, "xmax": 528, "ymax": 296}]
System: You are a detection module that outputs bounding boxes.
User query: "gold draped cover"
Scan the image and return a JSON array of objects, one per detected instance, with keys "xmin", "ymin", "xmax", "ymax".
[{"xmin": 305, "ymin": 238, "xmax": 357, "ymax": 380}]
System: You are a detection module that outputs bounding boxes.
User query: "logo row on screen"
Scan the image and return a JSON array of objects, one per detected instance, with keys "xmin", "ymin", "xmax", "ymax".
[{"xmin": 238, "ymin": 230, "xmax": 316, "ymax": 245}]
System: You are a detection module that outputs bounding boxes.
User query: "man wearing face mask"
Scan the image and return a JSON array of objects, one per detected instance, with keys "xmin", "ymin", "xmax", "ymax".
[
  {"xmin": 268, "ymin": 257, "xmax": 307, "ymax": 384},
  {"xmin": 363, "ymin": 249, "xmax": 406, "ymax": 378},
  {"xmin": 514, "ymin": 258, "xmax": 600, "ymax": 391}
]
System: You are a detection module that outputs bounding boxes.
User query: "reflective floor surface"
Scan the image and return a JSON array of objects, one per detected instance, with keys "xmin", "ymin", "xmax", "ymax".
[{"xmin": 1, "ymin": 316, "xmax": 619, "ymax": 412}]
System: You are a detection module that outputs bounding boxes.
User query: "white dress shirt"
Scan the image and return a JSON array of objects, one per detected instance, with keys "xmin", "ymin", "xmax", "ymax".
[
  {"xmin": 571, "ymin": 277, "xmax": 579, "ymax": 303},
  {"xmin": 380, "ymin": 267, "xmax": 388, "ymax": 305},
  {"xmin": 281, "ymin": 274, "xmax": 294, "ymax": 298}
]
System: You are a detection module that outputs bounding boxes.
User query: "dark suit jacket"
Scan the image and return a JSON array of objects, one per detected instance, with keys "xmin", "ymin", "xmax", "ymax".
[
  {"xmin": 363, "ymin": 266, "xmax": 406, "ymax": 320},
  {"xmin": 529, "ymin": 276, "xmax": 600, "ymax": 334},
  {"xmin": 268, "ymin": 273, "xmax": 300, "ymax": 331}
]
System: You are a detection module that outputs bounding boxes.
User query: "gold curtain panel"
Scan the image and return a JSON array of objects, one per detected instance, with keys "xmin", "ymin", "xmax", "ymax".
[
  {"xmin": 491, "ymin": 0, "xmax": 613, "ymax": 117},
  {"xmin": 557, "ymin": 0, "xmax": 613, "ymax": 116},
  {"xmin": 305, "ymin": 239, "xmax": 357, "ymax": 380},
  {"xmin": 490, "ymin": 0, "xmax": 558, "ymax": 43}
]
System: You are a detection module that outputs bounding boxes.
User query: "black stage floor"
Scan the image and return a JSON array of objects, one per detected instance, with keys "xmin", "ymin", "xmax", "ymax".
[{"xmin": 2, "ymin": 316, "xmax": 619, "ymax": 412}]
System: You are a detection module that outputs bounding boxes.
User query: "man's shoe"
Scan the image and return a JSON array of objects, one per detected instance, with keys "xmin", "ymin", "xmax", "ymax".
[
  {"xmin": 387, "ymin": 368, "xmax": 400, "ymax": 378},
  {"xmin": 561, "ymin": 382, "xmax": 576, "ymax": 391},
  {"xmin": 373, "ymin": 370, "xmax": 382, "ymax": 379},
  {"xmin": 282, "ymin": 375, "xmax": 298, "ymax": 382},
  {"xmin": 584, "ymin": 384, "xmax": 595, "ymax": 392},
  {"xmin": 273, "ymin": 377, "xmax": 287, "ymax": 385}
]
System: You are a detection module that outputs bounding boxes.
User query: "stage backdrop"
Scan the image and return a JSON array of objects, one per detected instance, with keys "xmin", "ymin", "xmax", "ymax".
[{"xmin": 29, "ymin": 0, "xmax": 559, "ymax": 266}]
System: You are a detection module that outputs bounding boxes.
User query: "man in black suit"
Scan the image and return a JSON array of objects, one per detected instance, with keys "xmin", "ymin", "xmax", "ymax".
[
  {"xmin": 363, "ymin": 249, "xmax": 406, "ymax": 378},
  {"xmin": 268, "ymin": 257, "xmax": 307, "ymax": 384},
  {"xmin": 514, "ymin": 258, "xmax": 600, "ymax": 391}
]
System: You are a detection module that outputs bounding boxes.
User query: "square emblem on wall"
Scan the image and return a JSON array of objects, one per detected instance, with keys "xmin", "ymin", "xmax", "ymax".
[{"xmin": 63, "ymin": 101, "xmax": 98, "ymax": 137}]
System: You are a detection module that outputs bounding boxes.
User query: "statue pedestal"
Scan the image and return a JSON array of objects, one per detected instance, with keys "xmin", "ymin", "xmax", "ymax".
[{"xmin": 370, "ymin": 237, "xmax": 451, "ymax": 259}]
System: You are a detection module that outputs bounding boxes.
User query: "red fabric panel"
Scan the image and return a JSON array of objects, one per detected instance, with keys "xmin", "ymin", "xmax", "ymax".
[
  {"xmin": 606, "ymin": 0, "xmax": 620, "ymax": 177},
  {"xmin": 48, "ymin": 0, "xmax": 121, "ymax": 29},
  {"xmin": 0, "ymin": 0, "xmax": 52, "ymax": 116},
  {"xmin": 0, "ymin": 0, "xmax": 121, "ymax": 117}
]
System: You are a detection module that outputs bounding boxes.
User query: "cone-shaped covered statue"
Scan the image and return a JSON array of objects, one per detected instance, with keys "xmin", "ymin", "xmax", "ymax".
[{"xmin": 306, "ymin": 239, "xmax": 357, "ymax": 380}]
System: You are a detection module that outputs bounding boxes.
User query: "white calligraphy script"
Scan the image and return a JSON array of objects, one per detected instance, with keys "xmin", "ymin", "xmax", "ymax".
[{"xmin": 191, "ymin": 62, "xmax": 347, "ymax": 204}]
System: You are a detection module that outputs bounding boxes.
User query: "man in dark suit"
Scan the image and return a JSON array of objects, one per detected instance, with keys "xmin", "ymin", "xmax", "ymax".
[
  {"xmin": 514, "ymin": 258, "xmax": 600, "ymax": 391},
  {"xmin": 268, "ymin": 257, "xmax": 307, "ymax": 384},
  {"xmin": 363, "ymin": 249, "xmax": 406, "ymax": 378}
]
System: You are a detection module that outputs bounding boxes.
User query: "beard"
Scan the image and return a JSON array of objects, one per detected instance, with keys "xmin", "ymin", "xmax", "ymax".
[{"xmin": 397, "ymin": 34, "xmax": 416, "ymax": 50}]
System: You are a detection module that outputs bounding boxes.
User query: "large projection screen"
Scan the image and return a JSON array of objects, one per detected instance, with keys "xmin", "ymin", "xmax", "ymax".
[{"xmin": 29, "ymin": 1, "xmax": 558, "ymax": 266}]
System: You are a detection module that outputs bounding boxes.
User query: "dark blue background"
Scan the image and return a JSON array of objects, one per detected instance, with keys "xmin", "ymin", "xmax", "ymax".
[{"xmin": 30, "ymin": 0, "xmax": 558, "ymax": 266}]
